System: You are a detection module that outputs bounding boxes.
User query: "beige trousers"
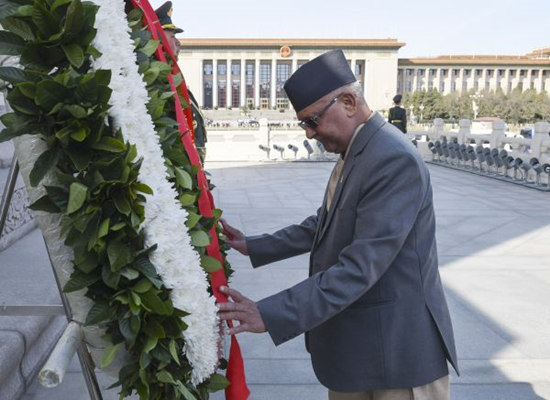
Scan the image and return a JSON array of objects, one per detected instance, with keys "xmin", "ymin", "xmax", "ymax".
[{"xmin": 328, "ymin": 375, "xmax": 450, "ymax": 400}]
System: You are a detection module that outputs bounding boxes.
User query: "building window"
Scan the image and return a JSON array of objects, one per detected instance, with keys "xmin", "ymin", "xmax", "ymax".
[
  {"xmin": 462, "ymin": 81, "xmax": 468, "ymax": 91},
  {"xmin": 418, "ymin": 69, "xmax": 425, "ymax": 76},
  {"xmin": 476, "ymin": 69, "xmax": 483, "ymax": 77},
  {"xmin": 453, "ymin": 69, "xmax": 460, "ymax": 77},
  {"xmin": 441, "ymin": 69, "xmax": 448, "ymax": 77},
  {"xmin": 202, "ymin": 61, "xmax": 213, "ymax": 109},
  {"xmin": 276, "ymin": 62, "xmax": 291, "ymax": 107},
  {"xmin": 485, "ymin": 81, "xmax": 490, "ymax": 90},
  {"xmin": 532, "ymin": 70, "xmax": 539, "ymax": 77},
  {"xmin": 406, "ymin": 81, "xmax": 412, "ymax": 92},
  {"xmin": 474, "ymin": 81, "xmax": 479, "ymax": 90},
  {"xmin": 507, "ymin": 82, "xmax": 512, "ymax": 92},
  {"xmin": 498, "ymin": 69, "xmax": 505, "ymax": 77},
  {"xmin": 510, "ymin": 70, "xmax": 516, "ymax": 77},
  {"xmin": 217, "ymin": 62, "xmax": 227, "ymax": 76},
  {"xmin": 520, "ymin": 69, "xmax": 526, "ymax": 77},
  {"xmin": 451, "ymin": 81, "xmax": 456, "ymax": 92},
  {"xmin": 464, "ymin": 69, "xmax": 471, "ymax": 77},
  {"xmin": 439, "ymin": 82, "xmax": 445, "ymax": 92},
  {"xmin": 259, "ymin": 62, "xmax": 271, "ymax": 108},
  {"xmin": 428, "ymin": 81, "xmax": 433, "ymax": 90},
  {"xmin": 203, "ymin": 61, "xmax": 213, "ymax": 75},
  {"xmin": 231, "ymin": 62, "xmax": 240, "ymax": 76},
  {"xmin": 416, "ymin": 80, "xmax": 423, "ymax": 91},
  {"xmin": 487, "ymin": 69, "xmax": 493, "ymax": 77},
  {"xmin": 217, "ymin": 61, "xmax": 227, "ymax": 108},
  {"xmin": 245, "ymin": 61, "xmax": 255, "ymax": 105},
  {"xmin": 430, "ymin": 69, "xmax": 437, "ymax": 76}
]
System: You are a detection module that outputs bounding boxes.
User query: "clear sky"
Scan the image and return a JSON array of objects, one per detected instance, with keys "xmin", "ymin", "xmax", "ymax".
[{"xmin": 149, "ymin": 0, "xmax": 548, "ymax": 58}]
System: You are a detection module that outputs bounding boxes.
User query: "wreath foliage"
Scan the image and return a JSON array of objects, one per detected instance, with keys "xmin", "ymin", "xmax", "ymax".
[{"xmin": 0, "ymin": 1, "xmax": 232, "ymax": 399}]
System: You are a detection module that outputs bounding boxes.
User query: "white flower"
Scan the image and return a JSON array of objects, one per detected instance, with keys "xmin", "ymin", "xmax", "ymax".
[{"xmin": 90, "ymin": 0, "xmax": 219, "ymax": 385}]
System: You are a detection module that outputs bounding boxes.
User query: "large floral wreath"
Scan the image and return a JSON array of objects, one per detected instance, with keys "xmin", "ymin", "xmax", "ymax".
[{"xmin": 0, "ymin": 0, "xmax": 247, "ymax": 399}]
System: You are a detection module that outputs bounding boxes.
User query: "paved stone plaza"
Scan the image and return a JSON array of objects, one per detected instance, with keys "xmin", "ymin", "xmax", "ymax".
[{"xmin": 2, "ymin": 160, "xmax": 550, "ymax": 400}]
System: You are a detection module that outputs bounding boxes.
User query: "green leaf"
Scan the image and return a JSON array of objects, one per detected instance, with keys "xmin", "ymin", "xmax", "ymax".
[
  {"xmin": 142, "ymin": 318, "xmax": 165, "ymax": 338},
  {"xmin": 156, "ymin": 370, "xmax": 175, "ymax": 384},
  {"xmin": 174, "ymin": 167, "xmax": 192, "ymax": 189},
  {"xmin": 63, "ymin": 272, "xmax": 100, "ymax": 293},
  {"xmin": 67, "ymin": 145, "xmax": 92, "ymax": 171},
  {"xmin": 119, "ymin": 317, "xmax": 138, "ymax": 343},
  {"xmin": 113, "ymin": 191, "xmax": 131, "ymax": 215},
  {"xmin": 133, "ymin": 182, "xmax": 153, "ymax": 195},
  {"xmin": 17, "ymin": 82, "xmax": 36, "ymax": 98},
  {"xmin": 140, "ymin": 292, "xmax": 168, "ymax": 315},
  {"xmin": 52, "ymin": 0, "xmax": 74, "ymax": 12},
  {"xmin": 175, "ymin": 382, "xmax": 198, "ymax": 400},
  {"xmin": 0, "ymin": 121, "xmax": 37, "ymax": 142},
  {"xmin": 132, "ymin": 278, "xmax": 152, "ymax": 294},
  {"xmin": 100, "ymin": 343, "xmax": 122, "ymax": 368},
  {"xmin": 0, "ymin": 66, "xmax": 26, "ymax": 84},
  {"xmin": 15, "ymin": 5, "xmax": 34, "ymax": 17},
  {"xmin": 64, "ymin": 0, "xmax": 84, "ymax": 36},
  {"xmin": 32, "ymin": 1, "xmax": 60, "ymax": 38},
  {"xmin": 107, "ymin": 241, "xmax": 133, "ymax": 271},
  {"xmin": 44, "ymin": 185, "xmax": 69, "ymax": 209},
  {"xmin": 120, "ymin": 267, "xmax": 139, "ymax": 280},
  {"xmin": 200, "ymin": 255, "xmax": 222, "ymax": 273},
  {"xmin": 1, "ymin": 16, "xmax": 35, "ymax": 41},
  {"xmin": 67, "ymin": 182, "xmax": 88, "ymax": 214},
  {"xmin": 64, "ymin": 104, "xmax": 87, "ymax": 119},
  {"xmin": 140, "ymin": 39, "xmax": 159, "ymax": 57},
  {"xmin": 190, "ymin": 230, "xmax": 210, "ymax": 247},
  {"xmin": 0, "ymin": 30, "xmax": 25, "ymax": 55},
  {"xmin": 35, "ymin": 80, "xmax": 68, "ymax": 111},
  {"xmin": 29, "ymin": 194, "xmax": 61, "ymax": 213},
  {"xmin": 0, "ymin": 2, "xmax": 21, "ymax": 20},
  {"xmin": 207, "ymin": 374, "xmax": 230, "ymax": 392},
  {"xmin": 178, "ymin": 193, "xmax": 196, "ymax": 207},
  {"xmin": 7, "ymin": 87, "xmax": 39, "ymax": 115},
  {"xmin": 62, "ymin": 44, "xmax": 84, "ymax": 68},
  {"xmin": 84, "ymin": 301, "xmax": 111, "ymax": 325},
  {"xmin": 91, "ymin": 136, "xmax": 126, "ymax": 153},
  {"xmin": 185, "ymin": 212, "xmax": 201, "ymax": 229},
  {"xmin": 102, "ymin": 264, "xmax": 120, "ymax": 289},
  {"xmin": 143, "ymin": 336, "xmax": 157, "ymax": 353},
  {"xmin": 98, "ymin": 218, "xmax": 109, "ymax": 239},
  {"xmin": 29, "ymin": 148, "xmax": 59, "ymax": 187},
  {"xmin": 168, "ymin": 339, "xmax": 180, "ymax": 365}
]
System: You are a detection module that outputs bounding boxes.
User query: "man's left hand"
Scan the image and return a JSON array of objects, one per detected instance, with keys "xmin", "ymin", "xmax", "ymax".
[{"xmin": 217, "ymin": 286, "xmax": 266, "ymax": 335}]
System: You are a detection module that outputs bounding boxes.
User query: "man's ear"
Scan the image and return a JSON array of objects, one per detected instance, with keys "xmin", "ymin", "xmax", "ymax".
[{"xmin": 340, "ymin": 92, "xmax": 358, "ymax": 116}]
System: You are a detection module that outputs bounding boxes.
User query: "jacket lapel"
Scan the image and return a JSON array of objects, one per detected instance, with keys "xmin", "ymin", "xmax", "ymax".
[{"xmin": 312, "ymin": 113, "xmax": 386, "ymax": 249}]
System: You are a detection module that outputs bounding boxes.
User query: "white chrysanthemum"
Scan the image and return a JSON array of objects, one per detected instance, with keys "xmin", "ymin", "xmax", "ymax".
[{"xmin": 90, "ymin": 0, "xmax": 219, "ymax": 385}]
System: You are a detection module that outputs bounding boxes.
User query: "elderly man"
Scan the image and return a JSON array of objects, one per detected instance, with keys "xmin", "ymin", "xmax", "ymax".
[{"xmin": 218, "ymin": 49, "xmax": 458, "ymax": 400}]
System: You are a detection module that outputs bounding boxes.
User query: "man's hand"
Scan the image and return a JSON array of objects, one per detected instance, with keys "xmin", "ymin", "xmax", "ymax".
[
  {"xmin": 217, "ymin": 286, "xmax": 266, "ymax": 335},
  {"xmin": 220, "ymin": 219, "xmax": 249, "ymax": 256}
]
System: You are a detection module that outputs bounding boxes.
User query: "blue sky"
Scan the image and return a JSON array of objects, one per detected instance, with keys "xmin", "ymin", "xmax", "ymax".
[{"xmin": 150, "ymin": 0, "xmax": 548, "ymax": 58}]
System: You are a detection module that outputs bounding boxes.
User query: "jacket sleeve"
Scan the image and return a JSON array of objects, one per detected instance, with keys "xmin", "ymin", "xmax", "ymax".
[
  {"xmin": 246, "ymin": 210, "xmax": 320, "ymax": 268},
  {"xmin": 257, "ymin": 148, "xmax": 428, "ymax": 345}
]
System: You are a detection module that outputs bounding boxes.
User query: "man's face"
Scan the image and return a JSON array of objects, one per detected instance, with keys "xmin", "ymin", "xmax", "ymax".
[
  {"xmin": 164, "ymin": 30, "xmax": 181, "ymax": 57},
  {"xmin": 296, "ymin": 93, "xmax": 352, "ymax": 154}
]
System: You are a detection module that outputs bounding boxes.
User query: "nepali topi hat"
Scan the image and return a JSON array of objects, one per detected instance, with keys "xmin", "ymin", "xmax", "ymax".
[
  {"xmin": 155, "ymin": 1, "xmax": 183, "ymax": 33},
  {"xmin": 283, "ymin": 49, "xmax": 356, "ymax": 112}
]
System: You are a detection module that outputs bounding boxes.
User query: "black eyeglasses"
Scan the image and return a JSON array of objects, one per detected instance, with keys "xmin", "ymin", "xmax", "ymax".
[{"xmin": 298, "ymin": 95, "xmax": 341, "ymax": 130}]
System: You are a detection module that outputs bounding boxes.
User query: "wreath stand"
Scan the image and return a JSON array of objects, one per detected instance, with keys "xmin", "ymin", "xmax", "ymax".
[{"xmin": 0, "ymin": 155, "xmax": 103, "ymax": 400}]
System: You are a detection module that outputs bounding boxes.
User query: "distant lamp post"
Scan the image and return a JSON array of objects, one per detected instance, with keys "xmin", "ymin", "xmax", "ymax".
[
  {"xmin": 471, "ymin": 92, "xmax": 482, "ymax": 120},
  {"xmin": 409, "ymin": 104, "xmax": 415, "ymax": 124},
  {"xmin": 419, "ymin": 104, "xmax": 425, "ymax": 123}
]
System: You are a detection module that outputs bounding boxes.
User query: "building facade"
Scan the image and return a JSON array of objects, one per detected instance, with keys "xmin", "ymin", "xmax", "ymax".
[
  {"xmin": 178, "ymin": 40, "xmax": 550, "ymax": 112},
  {"xmin": 398, "ymin": 48, "xmax": 550, "ymax": 95},
  {"xmin": 178, "ymin": 39, "xmax": 404, "ymax": 112}
]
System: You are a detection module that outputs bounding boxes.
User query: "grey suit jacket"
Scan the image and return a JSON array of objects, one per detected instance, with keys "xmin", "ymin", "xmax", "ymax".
[{"xmin": 247, "ymin": 113, "xmax": 458, "ymax": 391}]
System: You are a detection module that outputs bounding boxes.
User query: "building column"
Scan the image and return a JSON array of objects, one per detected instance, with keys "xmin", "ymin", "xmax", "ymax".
[
  {"xmin": 291, "ymin": 58, "xmax": 298, "ymax": 74},
  {"xmin": 254, "ymin": 59, "xmax": 260, "ymax": 108},
  {"xmin": 350, "ymin": 59, "xmax": 357, "ymax": 78},
  {"xmin": 270, "ymin": 58, "xmax": 277, "ymax": 108},
  {"xmin": 198, "ymin": 59, "xmax": 204, "ymax": 107},
  {"xmin": 240, "ymin": 58, "xmax": 246, "ymax": 107},
  {"xmin": 212, "ymin": 59, "xmax": 218, "ymax": 108},
  {"xmin": 362, "ymin": 59, "xmax": 369, "ymax": 99}
]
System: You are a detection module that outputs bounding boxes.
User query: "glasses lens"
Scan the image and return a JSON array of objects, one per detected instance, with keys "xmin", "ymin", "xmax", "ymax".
[{"xmin": 299, "ymin": 118, "xmax": 317, "ymax": 130}]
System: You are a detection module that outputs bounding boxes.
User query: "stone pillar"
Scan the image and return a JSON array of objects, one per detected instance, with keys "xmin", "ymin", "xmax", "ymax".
[
  {"xmin": 198, "ymin": 59, "xmax": 204, "ymax": 107},
  {"xmin": 270, "ymin": 58, "xmax": 277, "ymax": 109},
  {"xmin": 491, "ymin": 119, "xmax": 506, "ymax": 148},
  {"xmin": 363, "ymin": 59, "xmax": 369, "ymax": 99},
  {"xmin": 458, "ymin": 119, "xmax": 471, "ymax": 144},
  {"xmin": 212, "ymin": 59, "xmax": 218, "ymax": 108},
  {"xmin": 254, "ymin": 59, "xmax": 260, "ymax": 108}
]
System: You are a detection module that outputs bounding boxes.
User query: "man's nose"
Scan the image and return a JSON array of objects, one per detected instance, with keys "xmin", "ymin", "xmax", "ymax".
[{"xmin": 304, "ymin": 126, "xmax": 316, "ymax": 139}]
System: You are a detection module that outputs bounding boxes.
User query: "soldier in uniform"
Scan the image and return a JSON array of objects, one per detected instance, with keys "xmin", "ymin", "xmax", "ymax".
[
  {"xmin": 388, "ymin": 94, "xmax": 407, "ymax": 133},
  {"xmin": 155, "ymin": 1, "xmax": 208, "ymax": 164}
]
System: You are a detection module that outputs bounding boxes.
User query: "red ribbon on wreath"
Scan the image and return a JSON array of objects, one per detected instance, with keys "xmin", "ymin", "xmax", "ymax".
[{"xmin": 130, "ymin": 1, "xmax": 249, "ymax": 399}]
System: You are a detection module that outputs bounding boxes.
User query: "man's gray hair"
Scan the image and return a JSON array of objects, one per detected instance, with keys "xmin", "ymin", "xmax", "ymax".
[{"xmin": 346, "ymin": 81, "xmax": 366, "ymax": 104}]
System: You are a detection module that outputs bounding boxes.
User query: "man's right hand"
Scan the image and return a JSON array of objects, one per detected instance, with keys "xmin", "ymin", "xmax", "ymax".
[{"xmin": 220, "ymin": 219, "xmax": 249, "ymax": 256}]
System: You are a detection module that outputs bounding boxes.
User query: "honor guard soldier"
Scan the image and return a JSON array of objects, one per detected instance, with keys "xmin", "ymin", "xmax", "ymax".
[{"xmin": 388, "ymin": 94, "xmax": 407, "ymax": 133}]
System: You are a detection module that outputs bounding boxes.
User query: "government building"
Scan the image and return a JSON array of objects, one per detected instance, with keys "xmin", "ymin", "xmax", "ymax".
[{"xmin": 177, "ymin": 39, "xmax": 550, "ymax": 113}]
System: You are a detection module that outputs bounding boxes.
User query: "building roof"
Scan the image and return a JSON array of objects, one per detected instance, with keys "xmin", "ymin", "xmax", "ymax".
[
  {"xmin": 178, "ymin": 38, "xmax": 406, "ymax": 50},
  {"xmin": 399, "ymin": 51, "xmax": 550, "ymax": 67}
]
